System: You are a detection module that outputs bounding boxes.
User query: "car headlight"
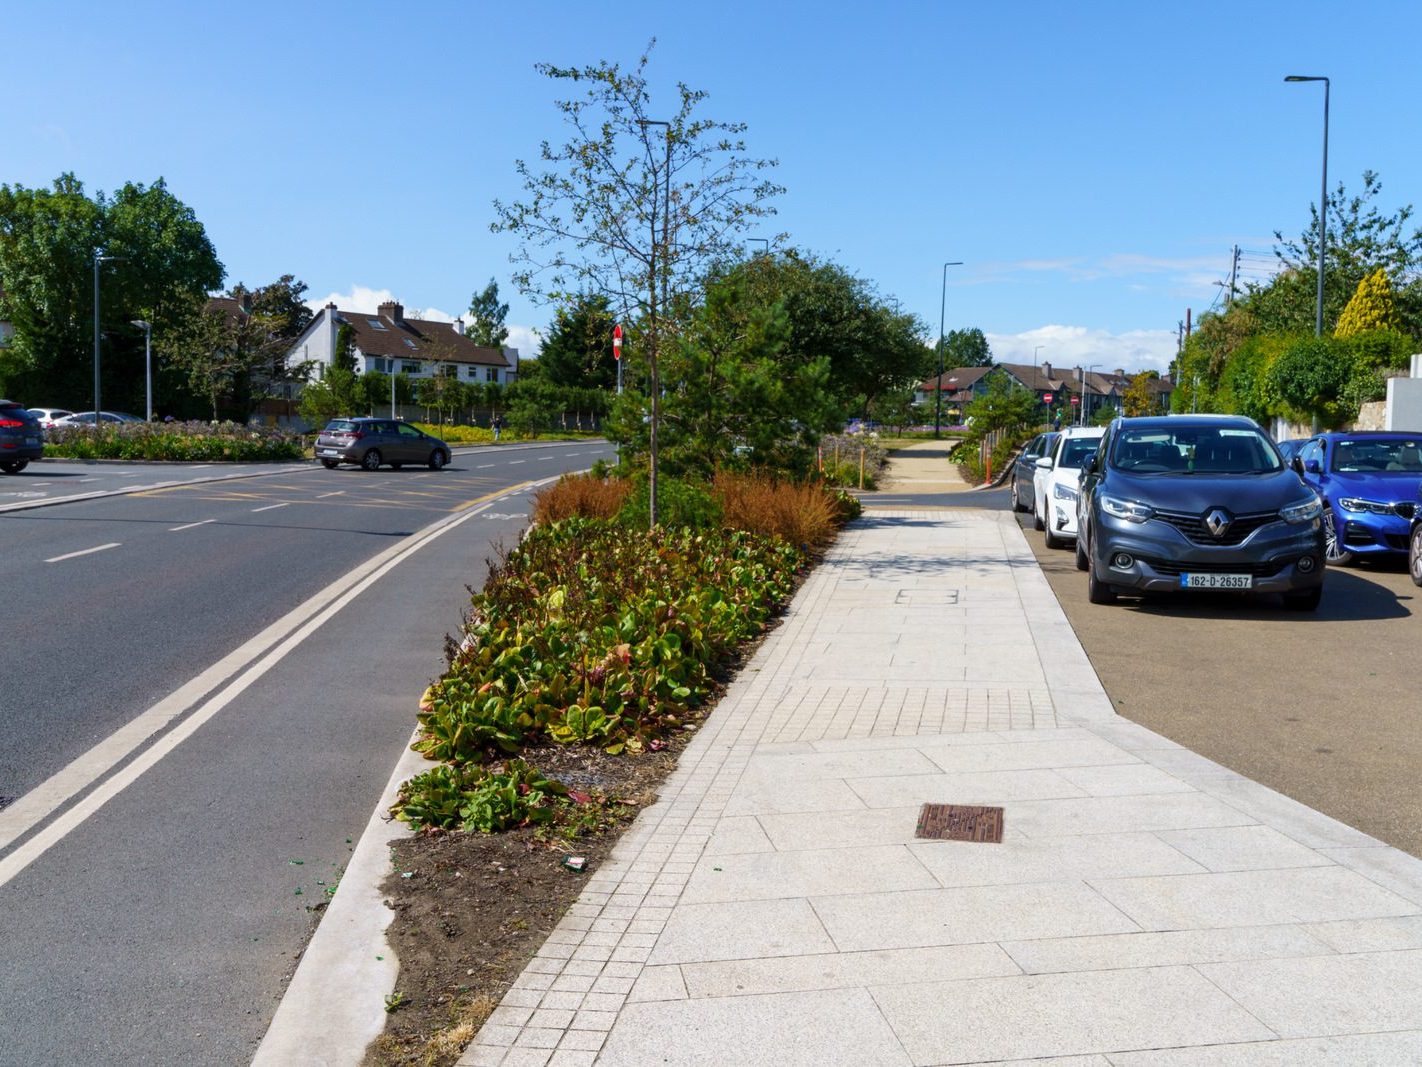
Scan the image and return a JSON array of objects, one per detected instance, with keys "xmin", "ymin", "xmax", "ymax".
[
  {"xmin": 1339, "ymin": 497, "xmax": 1393, "ymax": 515},
  {"xmin": 1053, "ymin": 482, "xmax": 1079, "ymax": 501},
  {"xmin": 1100, "ymin": 494, "xmax": 1154, "ymax": 523},
  {"xmin": 1281, "ymin": 494, "xmax": 1323, "ymax": 524}
]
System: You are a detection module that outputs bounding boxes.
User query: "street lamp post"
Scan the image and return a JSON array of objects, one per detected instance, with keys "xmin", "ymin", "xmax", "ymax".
[
  {"xmin": 131, "ymin": 320, "xmax": 152, "ymax": 420},
  {"xmin": 1285, "ymin": 75, "xmax": 1330, "ymax": 338},
  {"xmin": 637, "ymin": 118, "xmax": 672, "ymax": 528},
  {"xmin": 1080, "ymin": 363, "xmax": 1101, "ymax": 425},
  {"xmin": 92, "ymin": 254, "xmax": 122, "ymax": 420},
  {"xmin": 934, "ymin": 260, "xmax": 965, "ymax": 439},
  {"xmin": 746, "ymin": 237, "xmax": 769, "ymax": 256}
]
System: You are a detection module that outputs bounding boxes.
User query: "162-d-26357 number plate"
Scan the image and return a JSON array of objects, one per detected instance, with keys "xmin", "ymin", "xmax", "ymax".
[{"xmin": 1180, "ymin": 573, "xmax": 1251, "ymax": 590}]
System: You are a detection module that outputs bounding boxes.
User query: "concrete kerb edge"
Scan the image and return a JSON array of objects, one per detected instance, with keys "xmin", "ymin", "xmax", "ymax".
[{"xmin": 251, "ymin": 731, "xmax": 427, "ymax": 1067}]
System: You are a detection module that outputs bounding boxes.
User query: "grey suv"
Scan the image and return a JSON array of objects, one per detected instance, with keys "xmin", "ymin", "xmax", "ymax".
[
  {"xmin": 315, "ymin": 418, "xmax": 450, "ymax": 471},
  {"xmin": 1076, "ymin": 415, "xmax": 1325, "ymax": 611}
]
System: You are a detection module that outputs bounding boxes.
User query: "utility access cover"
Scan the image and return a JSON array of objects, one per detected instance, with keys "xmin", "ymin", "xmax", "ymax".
[{"xmin": 915, "ymin": 803, "xmax": 1003, "ymax": 843}]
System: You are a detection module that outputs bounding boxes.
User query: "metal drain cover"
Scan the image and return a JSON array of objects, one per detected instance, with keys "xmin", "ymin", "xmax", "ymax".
[{"xmin": 915, "ymin": 803, "xmax": 1003, "ymax": 843}]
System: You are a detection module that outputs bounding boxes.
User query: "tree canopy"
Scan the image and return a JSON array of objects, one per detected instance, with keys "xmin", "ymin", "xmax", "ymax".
[{"xmin": 465, "ymin": 278, "xmax": 510, "ymax": 348}]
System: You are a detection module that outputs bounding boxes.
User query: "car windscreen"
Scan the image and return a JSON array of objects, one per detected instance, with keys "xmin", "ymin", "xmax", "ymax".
[
  {"xmin": 1112, "ymin": 426, "xmax": 1282, "ymax": 474},
  {"xmin": 1057, "ymin": 437, "xmax": 1101, "ymax": 469},
  {"xmin": 1329, "ymin": 438, "xmax": 1422, "ymax": 473},
  {"xmin": 324, "ymin": 420, "xmax": 359, "ymax": 433}
]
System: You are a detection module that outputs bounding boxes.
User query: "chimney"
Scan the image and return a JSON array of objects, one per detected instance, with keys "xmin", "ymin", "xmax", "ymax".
[
  {"xmin": 1042, "ymin": 362, "xmax": 1052, "ymax": 380},
  {"xmin": 377, "ymin": 300, "xmax": 404, "ymax": 324},
  {"xmin": 1116, "ymin": 368, "xmax": 1125, "ymax": 379},
  {"xmin": 453, "ymin": 318, "xmax": 465, "ymax": 334}
]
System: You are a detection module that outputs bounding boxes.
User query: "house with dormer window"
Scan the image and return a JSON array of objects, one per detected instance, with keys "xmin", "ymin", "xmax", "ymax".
[{"xmin": 284, "ymin": 300, "xmax": 517, "ymax": 387}]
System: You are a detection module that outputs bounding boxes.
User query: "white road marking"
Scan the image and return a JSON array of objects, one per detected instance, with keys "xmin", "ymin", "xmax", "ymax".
[
  {"xmin": 169, "ymin": 519, "xmax": 216, "ymax": 532},
  {"xmin": 30, "ymin": 481, "xmax": 51, "ymax": 486},
  {"xmin": 118, "ymin": 473, "xmax": 141, "ymax": 478},
  {"xmin": 251, "ymin": 503, "xmax": 290, "ymax": 513},
  {"xmin": 0, "ymin": 474, "xmax": 564, "ymax": 890},
  {"xmin": 45, "ymin": 542, "xmax": 121, "ymax": 563},
  {"xmin": 317, "ymin": 491, "xmax": 345, "ymax": 499},
  {"xmin": 476, "ymin": 464, "xmax": 494, "ymax": 469},
  {"xmin": 509, "ymin": 459, "xmax": 526, "ymax": 465}
]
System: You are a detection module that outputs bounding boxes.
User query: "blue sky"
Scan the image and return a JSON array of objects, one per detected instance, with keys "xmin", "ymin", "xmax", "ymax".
[{"xmin": 8, "ymin": 1, "xmax": 1420, "ymax": 376}]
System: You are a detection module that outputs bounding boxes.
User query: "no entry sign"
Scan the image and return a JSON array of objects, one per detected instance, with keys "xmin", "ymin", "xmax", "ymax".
[
  {"xmin": 612, "ymin": 323, "xmax": 623, "ymax": 360},
  {"xmin": 1043, "ymin": 392, "xmax": 1054, "ymax": 403}
]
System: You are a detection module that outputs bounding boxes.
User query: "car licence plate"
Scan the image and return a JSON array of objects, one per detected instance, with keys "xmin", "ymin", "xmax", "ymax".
[
  {"xmin": 318, "ymin": 448, "xmax": 340, "ymax": 456},
  {"xmin": 1180, "ymin": 573, "xmax": 1251, "ymax": 590},
  {"xmin": 26, "ymin": 437, "xmax": 40, "ymax": 446}
]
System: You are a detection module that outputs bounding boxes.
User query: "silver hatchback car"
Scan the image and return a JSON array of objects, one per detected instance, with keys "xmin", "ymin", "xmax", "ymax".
[{"xmin": 315, "ymin": 417, "xmax": 450, "ymax": 471}]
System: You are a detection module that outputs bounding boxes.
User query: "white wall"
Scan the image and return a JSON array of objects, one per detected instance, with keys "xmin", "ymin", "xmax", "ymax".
[{"xmin": 1385, "ymin": 355, "xmax": 1422, "ymax": 431}]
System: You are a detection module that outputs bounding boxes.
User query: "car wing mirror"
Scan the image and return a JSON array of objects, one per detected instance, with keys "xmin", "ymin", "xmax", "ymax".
[
  {"xmin": 1304, "ymin": 458, "xmax": 1320, "ymax": 473},
  {"xmin": 1291, "ymin": 455, "xmax": 1305, "ymax": 474},
  {"xmin": 1083, "ymin": 454, "xmax": 1098, "ymax": 474},
  {"xmin": 1035, "ymin": 456, "xmax": 1054, "ymax": 470}
]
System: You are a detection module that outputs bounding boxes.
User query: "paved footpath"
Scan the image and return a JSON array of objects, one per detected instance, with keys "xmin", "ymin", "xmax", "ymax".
[{"xmin": 458, "ymin": 507, "xmax": 1422, "ymax": 1066}]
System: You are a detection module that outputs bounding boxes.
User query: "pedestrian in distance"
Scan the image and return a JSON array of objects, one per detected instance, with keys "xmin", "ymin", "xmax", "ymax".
[{"xmin": 492, "ymin": 413, "xmax": 503, "ymax": 442}]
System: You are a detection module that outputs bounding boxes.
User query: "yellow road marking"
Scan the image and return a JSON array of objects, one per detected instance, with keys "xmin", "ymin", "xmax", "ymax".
[{"xmin": 452, "ymin": 480, "xmax": 537, "ymax": 512}]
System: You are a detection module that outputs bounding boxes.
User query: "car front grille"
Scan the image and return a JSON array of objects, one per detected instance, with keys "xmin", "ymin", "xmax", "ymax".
[
  {"xmin": 1139, "ymin": 556, "xmax": 1290, "ymax": 578},
  {"xmin": 1153, "ymin": 508, "xmax": 1280, "ymax": 546}
]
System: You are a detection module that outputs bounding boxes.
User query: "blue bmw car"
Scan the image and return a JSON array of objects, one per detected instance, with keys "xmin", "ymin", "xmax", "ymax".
[{"xmin": 1294, "ymin": 432, "xmax": 1422, "ymax": 564}]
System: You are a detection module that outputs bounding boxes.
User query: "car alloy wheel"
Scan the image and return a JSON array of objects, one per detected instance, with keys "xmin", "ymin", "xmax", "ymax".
[
  {"xmin": 1032, "ymin": 494, "xmax": 1044, "ymax": 531},
  {"xmin": 1044, "ymin": 521, "xmax": 1064, "ymax": 550},
  {"xmin": 0, "ymin": 460, "xmax": 27, "ymax": 474},
  {"xmin": 1075, "ymin": 529, "xmax": 1089, "ymax": 571},
  {"xmin": 1321, "ymin": 507, "xmax": 1354, "ymax": 566},
  {"xmin": 361, "ymin": 449, "xmax": 382, "ymax": 471},
  {"xmin": 428, "ymin": 449, "xmax": 447, "ymax": 471},
  {"xmin": 1411, "ymin": 525, "xmax": 1422, "ymax": 588}
]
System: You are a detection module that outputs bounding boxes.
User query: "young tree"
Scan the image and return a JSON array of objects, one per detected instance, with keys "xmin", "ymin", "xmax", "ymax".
[
  {"xmin": 942, "ymin": 327, "xmax": 992, "ymax": 368},
  {"xmin": 492, "ymin": 44, "xmax": 783, "ymax": 525},
  {"xmin": 1121, "ymin": 371, "xmax": 1160, "ymax": 416},
  {"xmin": 1335, "ymin": 268, "xmax": 1401, "ymax": 337},
  {"xmin": 465, "ymin": 278, "xmax": 510, "ymax": 348}
]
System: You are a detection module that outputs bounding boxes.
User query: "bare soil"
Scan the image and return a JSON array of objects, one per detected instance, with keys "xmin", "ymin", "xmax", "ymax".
[{"xmin": 362, "ymin": 724, "xmax": 700, "ymax": 1066}]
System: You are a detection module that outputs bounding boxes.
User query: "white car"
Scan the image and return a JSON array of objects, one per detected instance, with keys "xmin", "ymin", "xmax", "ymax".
[
  {"xmin": 1034, "ymin": 426, "xmax": 1106, "ymax": 549},
  {"xmin": 51, "ymin": 410, "xmax": 144, "ymax": 427},
  {"xmin": 27, "ymin": 407, "xmax": 74, "ymax": 428}
]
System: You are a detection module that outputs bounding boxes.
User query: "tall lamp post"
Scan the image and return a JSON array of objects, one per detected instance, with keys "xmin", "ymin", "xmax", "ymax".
[
  {"xmin": 746, "ymin": 237, "xmax": 769, "ymax": 256},
  {"xmin": 1080, "ymin": 363, "xmax": 1101, "ymax": 425},
  {"xmin": 934, "ymin": 260, "xmax": 964, "ymax": 438},
  {"xmin": 131, "ymin": 320, "xmax": 153, "ymax": 421},
  {"xmin": 92, "ymin": 254, "xmax": 122, "ymax": 419},
  {"xmin": 1285, "ymin": 75, "xmax": 1329, "ymax": 338},
  {"xmin": 637, "ymin": 118, "xmax": 671, "ymax": 528}
]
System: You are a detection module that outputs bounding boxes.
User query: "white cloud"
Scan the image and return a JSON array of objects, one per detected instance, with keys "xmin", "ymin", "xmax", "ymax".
[
  {"xmin": 986, "ymin": 325, "xmax": 1178, "ymax": 377},
  {"xmin": 505, "ymin": 323, "xmax": 542, "ymax": 356}
]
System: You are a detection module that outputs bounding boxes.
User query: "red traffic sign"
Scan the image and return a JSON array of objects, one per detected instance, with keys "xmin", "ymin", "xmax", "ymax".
[
  {"xmin": 1043, "ymin": 392, "xmax": 1054, "ymax": 403},
  {"xmin": 612, "ymin": 323, "xmax": 623, "ymax": 360},
  {"xmin": 1070, "ymin": 395, "xmax": 1080, "ymax": 405}
]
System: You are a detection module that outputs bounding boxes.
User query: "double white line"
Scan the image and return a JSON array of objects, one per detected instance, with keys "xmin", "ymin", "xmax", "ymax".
[{"xmin": 0, "ymin": 478, "xmax": 547, "ymax": 890}]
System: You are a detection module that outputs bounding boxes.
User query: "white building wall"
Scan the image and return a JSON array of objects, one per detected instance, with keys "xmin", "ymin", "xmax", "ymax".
[{"xmin": 1385, "ymin": 355, "xmax": 1422, "ymax": 431}]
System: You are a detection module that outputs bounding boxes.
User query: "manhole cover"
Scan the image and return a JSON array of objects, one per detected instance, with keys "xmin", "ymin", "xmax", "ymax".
[{"xmin": 915, "ymin": 803, "xmax": 1003, "ymax": 843}]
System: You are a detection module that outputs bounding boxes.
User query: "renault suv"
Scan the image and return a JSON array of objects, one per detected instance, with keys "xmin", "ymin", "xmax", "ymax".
[{"xmin": 1076, "ymin": 415, "xmax": 1325, "ymax": 611}]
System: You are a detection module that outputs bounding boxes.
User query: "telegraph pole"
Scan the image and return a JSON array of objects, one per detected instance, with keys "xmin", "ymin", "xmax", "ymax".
[{"xmin": 1229, "ymin": 245, "xmax": 1240, "ymax": 307}]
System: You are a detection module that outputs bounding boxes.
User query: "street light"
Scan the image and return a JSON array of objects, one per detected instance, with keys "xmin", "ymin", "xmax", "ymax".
[
  {"xmin": 746, "ymin": 237, "xmax": 769, "ymax": 256},
  {"xmin": 934, "ymin": 260, "xmax": 965, "ymax": 438},
  {"xmin": 92, "ymin": 254, "xmax": 123, "ymax": 420},
  {"xmin": 637, "ymin": 118, "xmax": 672, "ymax": 528},
  {"xmin": 1285, "ymin": 75, "xmax": 1329, "ymax": 338},
  {"xmin": 1080, "ymin": 363, "xmax": 1101, "ymax": 425},
  {"xmin": 131, "ymin": 320, "xmax": 152, "ymax": 421}
]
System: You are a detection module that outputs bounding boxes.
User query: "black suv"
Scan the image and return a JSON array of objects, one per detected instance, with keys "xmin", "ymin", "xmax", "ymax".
[
  {"xmin": 314, "ymin": 418, "xmax": 450, "ymax": 471},
  {"xmin": 0, "ymin": 400, "xmax": 45, "ymax": 473},
  {"xmin": 1076, "ymin": 415, "xmax": 1326, "ymax": 611}
]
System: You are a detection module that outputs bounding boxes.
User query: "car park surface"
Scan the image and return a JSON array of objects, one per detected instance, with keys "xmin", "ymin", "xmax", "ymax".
[
  {"xmin": 315, "ymin": 417, "xmax": 450, "ymax": 471},
  {"xmin": 1294, "ymin": 431, "xmax": 1422, "ymax": 565},
  {"xmin": 1076, "ymin": 414, "xmax": 1325, "ymax": 610}
]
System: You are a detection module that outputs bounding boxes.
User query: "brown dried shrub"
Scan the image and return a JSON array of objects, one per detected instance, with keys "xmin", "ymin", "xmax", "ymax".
[
  {"xmin": 531, "ymin": 473, "xmax": 632, "ymax": 524},
  {"xmin": 712, "ymin": 471, "xmax": 841, "ymax": 550}
]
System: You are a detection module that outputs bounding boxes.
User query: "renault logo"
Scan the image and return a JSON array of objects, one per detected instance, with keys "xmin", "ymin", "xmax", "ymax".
[{"xmin": 1205, "ymin": 508, "xmax": 1232, "ymax": 537}]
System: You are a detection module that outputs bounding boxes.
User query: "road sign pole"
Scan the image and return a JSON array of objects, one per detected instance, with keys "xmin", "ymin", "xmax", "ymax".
[{"xmin": 613, "ymin": 324, "xmax": 623, "ymax": 395}]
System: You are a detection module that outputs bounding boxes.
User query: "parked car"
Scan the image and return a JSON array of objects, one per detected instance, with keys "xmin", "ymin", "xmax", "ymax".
[
  {"xmin": 1409, "ymin": 481, "xmax": 1422, "ymax": 587},
  {"xmin": 27, "ymin": 407, "xmax": 74, "ymax": 428},
  {"xmin": 0, "ymin": 400, "xmax": 45, "ymax": 473},
  {"xmin": 1011, "ymin": 431, "xmax": 1059, "ymax": 514},
  {"xmin": 52, "ymin": 410, "xmax": 144, "ymax": 427},
  {"xmin": 1275, "ymin": 438, "xmax": 1307, "ymax": 465},
  {"xmin": 1076, "ymin": 414, "xmax": 1325, "ymax": 611},
  {"xmin": 1034, "ymin": 426, "xmax": 1105, "ymax": 548},
  {"xmin": 315, "ymin": 417, "xmax": 449, "ymax": 471},
  {"xmin": 1293, "ymin": 432, "xmax": 1422, "ymax": 565}
]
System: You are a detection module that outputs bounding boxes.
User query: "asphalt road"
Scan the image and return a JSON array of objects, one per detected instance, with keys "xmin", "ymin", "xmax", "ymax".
[
  {"xmin": 1005, "ymin": 489, "xmax": 1422, "ymax": 860},
  {"xmin": 0, "ymin": 441, "xmax": 614, "ymax": 1066}
]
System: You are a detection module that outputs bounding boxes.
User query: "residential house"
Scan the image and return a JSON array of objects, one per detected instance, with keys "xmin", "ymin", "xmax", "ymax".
[
  {"xmin": 919, "ymin": 361, "xmax": 1173, "ymax": 425},
  {"xmin": 285, "ymin": 300, "xmax": 518, "ymax": 389},
  {"xmin": 915, "ymin": 365, "xmax": 1029, "ymax": 420}
]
